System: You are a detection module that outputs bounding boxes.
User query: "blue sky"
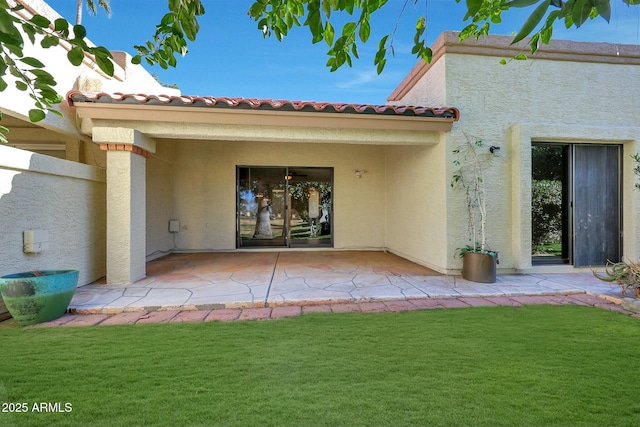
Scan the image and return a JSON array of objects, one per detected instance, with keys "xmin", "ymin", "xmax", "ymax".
[{"xmin": 45, "ymin": 0, "xmax": 640, "ymax": 104}]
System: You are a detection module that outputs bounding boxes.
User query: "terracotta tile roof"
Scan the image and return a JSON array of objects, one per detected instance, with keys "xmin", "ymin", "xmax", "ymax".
[{"xmin": 66, "ymin": 91, "xmax": 460, "ymax": 121}]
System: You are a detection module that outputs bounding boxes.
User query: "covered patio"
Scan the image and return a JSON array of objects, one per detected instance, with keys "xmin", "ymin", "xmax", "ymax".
[{"xmin": 69, "ymin": 251, "xmax": 619, "ymax": 314}]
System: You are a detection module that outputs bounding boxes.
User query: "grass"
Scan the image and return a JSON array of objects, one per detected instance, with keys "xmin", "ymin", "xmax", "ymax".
[
  {"xmin": 532, "ymin": 242, "xmax": 562, "ymax": 256},
  {"xmin": 1, "ymin": 305, "xmax": 640, "ymax": 426}
]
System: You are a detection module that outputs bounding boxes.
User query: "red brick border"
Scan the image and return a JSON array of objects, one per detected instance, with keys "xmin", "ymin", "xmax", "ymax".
[
  {"xmin": 17, "ymin": 293, "xmax": 640, "ymax": 328},
  {"xmin": 99, "ymin": 143, "xmax": 150, "ymax": 158}
]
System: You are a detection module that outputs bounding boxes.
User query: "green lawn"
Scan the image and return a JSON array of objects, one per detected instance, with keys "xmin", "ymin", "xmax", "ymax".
[{"xmin": 1, "ymin": 305, "xmax": 639, "ymax": 427}]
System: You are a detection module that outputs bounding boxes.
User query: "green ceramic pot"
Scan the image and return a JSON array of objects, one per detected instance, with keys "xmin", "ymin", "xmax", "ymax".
[{"xmin": 0, "ymin": 270, "xmax": 78, "ymax": 326}]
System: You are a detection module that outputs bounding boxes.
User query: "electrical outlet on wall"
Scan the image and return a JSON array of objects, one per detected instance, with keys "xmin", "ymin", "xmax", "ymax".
[{"xmin": 168, "ymin": 220, "xmax": 180, "ymax": 233}]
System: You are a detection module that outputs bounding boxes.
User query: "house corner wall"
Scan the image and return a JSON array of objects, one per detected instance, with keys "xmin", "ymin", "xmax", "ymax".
[
  {"xmin": 386, "ymin": 34, "xmax": 640, "ymax": 273},
  {"xmin": 442, "ymin": 49, "xmax": 640, "ymax": 273},
  {"xmin": 384, "ymin": 57, "xmax": 451, "ymax": 272},
  {"xmin": 0, "ymin": 145, "xmax": 106, "ymax": 286},
  {"xmin": 384, "ymin": 138, "xmax": 449, "ymax": 272}
]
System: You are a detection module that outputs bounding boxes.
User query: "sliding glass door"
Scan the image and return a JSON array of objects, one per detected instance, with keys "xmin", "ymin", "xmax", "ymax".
[
  {"xmin": 237, "ymin": 166, "xmax": 333, "ymax": 248},
  {"xmin": 531, "ymin": 143, "xmax": 622, "ymax": 266}
]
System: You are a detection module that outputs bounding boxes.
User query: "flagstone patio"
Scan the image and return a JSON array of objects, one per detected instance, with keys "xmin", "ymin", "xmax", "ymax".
[{"xmin": 68, "ymin": 251, "xmax": 624, "ymax": 314}]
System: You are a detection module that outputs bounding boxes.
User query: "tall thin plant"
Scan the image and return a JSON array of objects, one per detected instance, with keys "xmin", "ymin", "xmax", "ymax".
[{"xmin": 451, "ymin": 132, "xmax": 494, "ymax": 255}]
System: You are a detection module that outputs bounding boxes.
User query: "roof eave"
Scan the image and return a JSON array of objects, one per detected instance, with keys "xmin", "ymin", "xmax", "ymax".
[{"xmin": 72, "ymin": 102, "xmax": 458, "ymax": 136}]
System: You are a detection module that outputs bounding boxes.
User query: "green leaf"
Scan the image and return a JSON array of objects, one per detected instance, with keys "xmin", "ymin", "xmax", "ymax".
[
  {"xmin": 324, "ymin": 21, "xmax": 334, "ymax": 46},
  {"xmin": 358, "ymin": 19, "xmax": 370, "ymax": 42},
  {"xmin": 47, "ymin": 109, "xmax": 63, "ymax": 118},
  {"xmin": 511, "ymin": 0, "xmax": 551, "ymax": 44},
  {"xmin": 20, "ymin": 57, "xmax": 45, "ymax": 68},
  {"xmin": 95, "ymin": 54, "xmax": 114, "ymax": 76},
  {"xmin": 514, "ymin": 53, "xmax": 528, "ymax": 59},
  {"xmin": 378, "ymin": 34, "xmax": 389, "ymax": 49},
  {"xmin": 305, "ymin": 8, "xmax": 323, "ymax": 40},
  {"xmin": 503, "ymin": 0, "xmax": 542, "ymax": 7},
  {"xmin": 28, "ymin": 109, "xmax": 46, "ymax": 122},
  {"xmin": 0, "ymin": 8, "xmax": 20, "ymax": 36},
  {"xmin": 420, "ymin": 46, "xmax": 433, "ymax": 63},
  {"xmin": 571, "ymin": 0, "xmax": 592, "ymax": 26},
  {"xmin": 73, "ymin": 24, "xmax": 86, "ymax": 39},
  {"xmin": 182, "ymin": 17, "xmax": 198, "ymax": 41},
  {"xmin": 29, "ymin": 14, "xmax": 50, "ymax": 28},
  {"xmin": 0, "ymin": 77, "xmax": 7, "ymax": 91},
  {"xmin": 14, "ymin": 81, "xmax": 27, "ymax": 91},
  {"xmin": 40, "ymin": 35, "xmax": 59, "ymax": 48},
  {"xmin": 54, "ymin": 18, "xmax": 68, "ymax": 32},
  {"xmin": 594, "ymin": 0, "xmax": 611, "ymax": 21},
  {"xmin": 342, "ymin": 21, "xmax": 357, "ymax": 36},
  {"xmin": 465, "ymin": 0, "xmax": 484, "ymax": 18},
  {"xmin": 0, "ymin": 123, "xmax": 7, "ymax": 143},
  {"xmin": 21, "ymin": 22, "xmax": 36, "ymax": 44},
  {"xmin": 67, "ymin": 46, "xmax": 85, "ymax": 66},
  {"xmin": 249, "ymin": 2, "xmax": 266, "ymax": 17}
]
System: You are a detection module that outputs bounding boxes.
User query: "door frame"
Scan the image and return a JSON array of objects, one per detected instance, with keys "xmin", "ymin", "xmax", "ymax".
[
  {"xmin": 531, "ymin": 142, "xmax": 623, "ymax": 266},
  {"xmin": 236, "ymin": 165, "xmax": 334, "ymax": 249}
]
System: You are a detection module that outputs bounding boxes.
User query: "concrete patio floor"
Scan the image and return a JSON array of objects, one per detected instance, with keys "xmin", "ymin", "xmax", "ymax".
[{"xmin": 68, "ymin": 250, "xmax": 626, "ymax": 315}]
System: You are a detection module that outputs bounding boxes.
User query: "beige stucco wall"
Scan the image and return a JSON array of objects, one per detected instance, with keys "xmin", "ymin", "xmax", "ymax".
[
  {"xmin": 383, "ymin": 55, "xmax": 451, "ymax": 272},
  {"xmin": 384, "ymin": 139, "xmax": 449, "ymax": 272},
  {"xmin": 146, "ymin": 140, "xmax": 176, "ymax": 259},
  {"xmin": 0, "ymin": 144, "xmax": 106, "ymax": 285},
  {"xmin": 168, "ymin": 140, "xmax": 386, "ymax": 251},
  {"xmin": 393, "ymin": 40, "xmax": 640, "ymax": 272}
]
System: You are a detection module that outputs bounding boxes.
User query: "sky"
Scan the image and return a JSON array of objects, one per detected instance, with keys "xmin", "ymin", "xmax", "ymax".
[{"xmin": 45, "ymin": 0, "xmax": 640, "ymax": 105}]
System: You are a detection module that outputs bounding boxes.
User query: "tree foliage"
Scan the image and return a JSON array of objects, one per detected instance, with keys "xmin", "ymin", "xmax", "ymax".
[
  {"xmin": 0, "ymin": 0, "xmax": 638, "ymax": 144},
  {"xmin": 0, "ymin": 0, "xmax": 204, "ymax": 143},
  {"xmin": 249, "ymin": 0, "xmax": 639, "ymax": 73}
]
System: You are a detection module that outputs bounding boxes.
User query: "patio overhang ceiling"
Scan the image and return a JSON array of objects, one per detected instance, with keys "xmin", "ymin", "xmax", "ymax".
[{"xmin": 67, "ymin": 91, "xmax": 460, "ymax": 145}]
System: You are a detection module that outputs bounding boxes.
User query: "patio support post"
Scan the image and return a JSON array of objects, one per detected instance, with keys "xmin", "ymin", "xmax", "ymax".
[{"xmin": 92, "ymin": 127, "xmax": 156, "ymax": 285}]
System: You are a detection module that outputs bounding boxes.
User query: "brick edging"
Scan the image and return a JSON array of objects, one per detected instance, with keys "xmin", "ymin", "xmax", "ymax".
[{"xmin": 25, "ymin": 293, "xmax": 639, "ymax": 328}]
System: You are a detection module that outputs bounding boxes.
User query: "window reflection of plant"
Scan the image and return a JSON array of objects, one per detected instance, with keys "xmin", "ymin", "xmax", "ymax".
[
  {"xmin": 288, "ymin": 181, "xmax": 332, "ymax": 222},
  {"xmin": 239, "ymin": 178, "xmax": 285, "ymax": 217}
]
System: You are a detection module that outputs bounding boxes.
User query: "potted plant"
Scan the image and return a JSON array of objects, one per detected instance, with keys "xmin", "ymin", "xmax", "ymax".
[
  {"xmin": 0, "ymin": 270, "xmax": 78, "ymax": 326},
  {"xmin": 451, "ymin": 133, "xmax": 498, "ymax": 283}
]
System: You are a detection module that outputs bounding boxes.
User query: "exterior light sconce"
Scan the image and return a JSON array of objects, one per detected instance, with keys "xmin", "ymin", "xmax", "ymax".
[
  {"xmin": 353, "ymin": 170, "xmax": 367, "ymax": 179},
  {"xmin": 284, "ymin": 174, "xmax": 293, "ymax": 181},
  {"xmin": 489, "ymin": 146, "xmax": 501, "ymax": 155}
]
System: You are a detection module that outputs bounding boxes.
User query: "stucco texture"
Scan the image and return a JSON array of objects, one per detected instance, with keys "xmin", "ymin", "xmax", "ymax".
[
  {"xmin": 165, "ymin": 140, "xmax": 387, "ymax": 252},
  {"xmin": 395, "ymin": 47, "xmax": 640, "ymax": 272},
  {"xmin": 0, "ymin": 145, "xmax": 106, "ymax": 286}
]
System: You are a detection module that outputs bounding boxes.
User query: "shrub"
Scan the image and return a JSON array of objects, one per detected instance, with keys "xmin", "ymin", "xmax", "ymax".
[{"xmin": 531, "ymin": 179, "xmax": 562, "ymax": 247}]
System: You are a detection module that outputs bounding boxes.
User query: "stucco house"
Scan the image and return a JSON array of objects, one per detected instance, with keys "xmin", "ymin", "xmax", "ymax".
[{"xmin": 1, "ymin": 0, "xmax": 639, "ymax": 318}]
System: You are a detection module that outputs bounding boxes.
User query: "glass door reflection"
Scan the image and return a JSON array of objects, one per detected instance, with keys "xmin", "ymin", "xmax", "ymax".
[
  {"xmin": 286, "ymin": 167, "xmax": 332, "ymax": 247},
  {"xmin": 237, "ymin": 166, "xmax": 333, "ymax": 248},
  {"xmin": 237, "ymin": 167, "xmax": 287, "ymax": 247}
]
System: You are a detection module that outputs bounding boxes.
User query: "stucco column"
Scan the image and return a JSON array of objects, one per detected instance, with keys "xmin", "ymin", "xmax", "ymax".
[{"xmin": 93, "ymin": 128, "xmax": 156, "ymax": 285}]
